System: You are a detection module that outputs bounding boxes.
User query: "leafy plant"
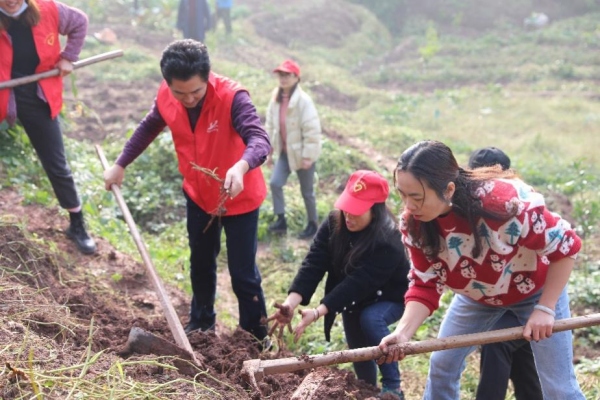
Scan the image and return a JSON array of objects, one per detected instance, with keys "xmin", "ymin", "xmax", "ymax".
[{"xmin": 418, "ymin": 23, "xmax": 441, "ymax": 64}]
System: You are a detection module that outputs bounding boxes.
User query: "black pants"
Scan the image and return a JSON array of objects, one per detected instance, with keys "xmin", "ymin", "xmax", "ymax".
[
  {"xmin": 14, "ymin": 83, "xmax": 80, "ymax": 209},
  {"xmin": 215, "ymin": 7, "xmax": 232, "ymax": 33},
  {"xmin": 185, "ymin": 191, "xmax": 267, "ymax": 339},
  {"xmin": 476, "ymin": 312, "xmax": 543, "ymax": 400}
]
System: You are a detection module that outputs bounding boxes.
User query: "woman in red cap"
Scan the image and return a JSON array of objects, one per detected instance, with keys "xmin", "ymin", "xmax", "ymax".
[
  {"xmin": 265, "ymin": 59, "xmax": 322, "ymax": 239},
  {"xmin": 268, "ymin": 170, "xmax": 409, "ymax": 399}
]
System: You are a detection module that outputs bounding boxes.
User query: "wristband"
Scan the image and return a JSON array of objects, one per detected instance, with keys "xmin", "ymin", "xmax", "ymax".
[
  {"xmin": 534, "ymin": 304, "xmax": 556, "ymax": 317},
  {"xmin": 312, "ymin": 308, "xmax": 320, "ymax": 321}
]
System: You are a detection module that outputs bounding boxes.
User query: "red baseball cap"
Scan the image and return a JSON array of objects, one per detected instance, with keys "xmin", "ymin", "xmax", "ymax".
[
  {"xmin": 273, "ymin": 59, "xmax": 301, "ymax": 77},
  {"xmin": 334, "ymin": 170, "xmax": 389, "ymax": 215}
]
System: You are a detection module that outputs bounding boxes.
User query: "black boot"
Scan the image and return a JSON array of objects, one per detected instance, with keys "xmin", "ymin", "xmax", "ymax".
[
  {"xmin": 268, "ymin": 214, "xmax": 287, "ymax": 234},
  {"xmin": 298, "ymin": 221, "xmax": 318, "ymax": 239},
  {"xmin": 66, "ymin": 211, "xmax": 97, "ymax": 255},
  {"xmin": 184, "ymin": 320, "xmax": 216, "ymax": 335}
]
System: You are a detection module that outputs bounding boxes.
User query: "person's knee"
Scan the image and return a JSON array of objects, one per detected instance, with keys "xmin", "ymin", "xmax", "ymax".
[{"xmin": 430, "ymin": 350, "xmax": 461, "ymax": 374}]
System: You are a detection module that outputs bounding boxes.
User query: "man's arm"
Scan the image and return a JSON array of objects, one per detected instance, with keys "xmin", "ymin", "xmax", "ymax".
[
  {"xmin": 230, "ymin": 91, "xmax": 271, "ymax": 169},
  {"xmin": 116, "ymin": 100, "xmax": 167, "ymax": 168}
]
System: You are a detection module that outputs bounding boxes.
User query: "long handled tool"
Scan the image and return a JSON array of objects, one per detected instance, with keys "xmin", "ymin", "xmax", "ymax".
[
  {"xmin": 242, "ymin": 313, "xmax": 600, "ymax": 386},
  {"xmin": 0, "ymin": 50, "xmax": 124, "ymax": 90},
  {"xmin": 96, "ymin": 145, "xmax": 201, "ymax": 368}
]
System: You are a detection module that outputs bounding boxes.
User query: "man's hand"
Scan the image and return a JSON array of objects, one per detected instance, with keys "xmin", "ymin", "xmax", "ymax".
[
  {"xmin": 55, "ymin": 58, "xmax": 74, "ymax": 77},
  {"xmin": 103, "ymin": 164, "xmax": 125, "ymax": 191},
  {"xmin": 224, "ymin": 160, "xmax": 249, "ymax": 198}
]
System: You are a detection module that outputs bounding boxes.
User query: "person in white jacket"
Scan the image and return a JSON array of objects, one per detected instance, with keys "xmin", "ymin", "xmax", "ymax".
[{"xmin": 265, "ymin": 59, "xmax": 322, "ymax": 239}]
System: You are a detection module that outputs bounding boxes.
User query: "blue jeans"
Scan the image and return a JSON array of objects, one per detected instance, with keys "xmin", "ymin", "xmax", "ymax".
[
  {"xmin": 343, "ymin": 301, "xmax": 405, "ymax": 390},
  {"xmin": 270, "ymin": 152, "xmax": 318, "ymax": 223},
  {"xmin": 424, "ymin": 288, "xmax": 584, "ymax": 400},
  {"xmin": 185, "ymin": 192, "xmax": 267, "ymax": 339}
]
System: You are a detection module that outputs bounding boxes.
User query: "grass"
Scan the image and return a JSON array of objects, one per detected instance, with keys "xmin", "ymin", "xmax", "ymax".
[{"xmin": 2, "ymin": 0, "xmax": 600, "ymax": 398}]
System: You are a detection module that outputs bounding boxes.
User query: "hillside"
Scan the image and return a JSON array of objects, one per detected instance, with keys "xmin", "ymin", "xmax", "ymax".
[{"xmin": 1, "ymin": 0, "xmax": 600, "ymax": 399}]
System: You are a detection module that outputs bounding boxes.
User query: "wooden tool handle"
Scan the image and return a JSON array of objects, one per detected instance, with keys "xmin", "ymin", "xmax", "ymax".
[
  {"xmin": 0, "ymin": 50, "xmax": 124, "ymax": 90},
  {"xmin": 254, "ymin": 313, "xmax": 600, "ymax": 377},
  {"xmin": 95, "ymin": 145, "xmax": 197, "ymax": 361}
]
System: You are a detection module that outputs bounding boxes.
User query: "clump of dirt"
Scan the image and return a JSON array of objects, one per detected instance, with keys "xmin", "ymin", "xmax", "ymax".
[{"xmin": 0, "ymin": 189, "xmax": 381, "ymax": 399}]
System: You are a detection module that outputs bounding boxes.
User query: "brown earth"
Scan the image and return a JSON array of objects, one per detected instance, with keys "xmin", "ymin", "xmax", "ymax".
[
  {"xmin": 0, "ymin": 188, "xmax": 384, "ymax": 399},
  {"xmin": 2, "ymin": 1, "xmax": 599, "ymax": 399}
]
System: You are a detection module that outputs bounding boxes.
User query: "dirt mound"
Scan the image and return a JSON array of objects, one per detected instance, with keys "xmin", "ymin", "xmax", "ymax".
[
  {"xmin": 251, "ymin": 0, "xmax": 361, "ymax": 48},
  {"xmin": 309, "ymin": 83, "xmax": 358, "ymax": 111},
  {"xmin": 0, "ymin": 189, "xmax": 381, "ymax": 399}
]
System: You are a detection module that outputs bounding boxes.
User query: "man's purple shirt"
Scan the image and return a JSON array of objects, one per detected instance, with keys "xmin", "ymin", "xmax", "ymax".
[{"xmin": 116, "ymin": 90, "xmax": 271, "ymax": 170}]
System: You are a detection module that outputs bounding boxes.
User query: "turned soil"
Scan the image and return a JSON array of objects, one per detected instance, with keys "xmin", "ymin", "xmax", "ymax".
[{"xmin": 2, "ymin": 1, "xmax": 599, "ymax": 399}]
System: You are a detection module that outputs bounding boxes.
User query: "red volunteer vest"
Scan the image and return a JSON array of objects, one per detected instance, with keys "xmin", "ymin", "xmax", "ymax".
[
  {"xmin": 156, "ymin": 73, "xmax": 267, "ymax": 216},
  {"xmin": 0, "ymin": 0, "xmax": 62, "ymax": 122}
]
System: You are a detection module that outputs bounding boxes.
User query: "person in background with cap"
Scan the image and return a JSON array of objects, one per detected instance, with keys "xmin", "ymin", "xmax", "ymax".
[
  {"xmin": 267, "ymin": 170, "xmax": 410, "ymax": 400},
  {"xmin": 469, "ymin": 147, "xmax": 543, "ymax": 400},
  {"xmin": 265, "ymin": 59, "xmax": 322, "ymax": 239}
]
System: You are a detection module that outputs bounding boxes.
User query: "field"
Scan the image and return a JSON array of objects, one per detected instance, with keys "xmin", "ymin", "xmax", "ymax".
[{"xmin": 1, "ymin": 0, "xmax": 600, "ymax": 399}]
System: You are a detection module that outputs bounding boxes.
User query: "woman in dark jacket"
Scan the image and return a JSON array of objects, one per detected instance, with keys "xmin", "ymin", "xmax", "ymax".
[{"xmin": 269, "ymin": 170, "xmax": 410, "ymax": 399}]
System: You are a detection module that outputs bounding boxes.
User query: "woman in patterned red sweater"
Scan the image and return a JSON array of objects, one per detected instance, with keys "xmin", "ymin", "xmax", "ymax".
[{"xmin": 378, "ymin": 140, "xmax": 584, "ymax": 399}]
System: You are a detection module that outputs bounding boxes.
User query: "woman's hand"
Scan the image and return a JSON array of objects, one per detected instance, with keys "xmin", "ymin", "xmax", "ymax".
[
  {"xmin": 300, "ymin": 158, "xmax": 313, "ymax": 170},
  {"xmin": 266, "ymin": 302, "xmax": 295, "ymax": 339},
  {"xmin": 55, "ymin": 58, "xmax": 74, "ymax": 77},
  {"xmin": 293, "ymin": 308, "xmax": 319, "ymax": 343},
  {"xmin": 523, "ymin": 308, "xmax": 555, "ymax": 341},
  {"xmin": 377, "ymin": 331, "xmax": 409, "ymax": 364}
]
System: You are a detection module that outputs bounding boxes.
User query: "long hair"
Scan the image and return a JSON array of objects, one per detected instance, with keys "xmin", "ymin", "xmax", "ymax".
[
  {"xmin": 0, "ymin": 0, "xmax": 41, "ymax": 31},
  {"xmin": 276, "ymin": 82, "xmax": 298, "ymax": 103},
  {"xmin": 395, "ymin": 140, "xmax": 517, "ymax": 259},
  {"xmin": 329, "ymin": 203, "xmax": 399, "ymax": 275}
]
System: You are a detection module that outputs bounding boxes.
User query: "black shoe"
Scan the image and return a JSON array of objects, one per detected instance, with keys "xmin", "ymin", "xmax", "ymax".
[
  {"xmin": 66, "ymin": 212, "xmax": 96, "ymax": 255},
  {"xmin": 260, "ymin": 336, "xmax": 273, "ymax": 352},
  {"xmin": 184, "ymin": 321, "xmax": 215, "ymax": 335},
  {"xmin": 268, "ymin": 214, "xmax": 287, "ymax": 234},
  {"xmin": 298, "ymin": 221, "xmax": 318, "ymax": 239},
  {"xmin": 379, "ymin": 387, "xmax": 405, "ymax": 400}
]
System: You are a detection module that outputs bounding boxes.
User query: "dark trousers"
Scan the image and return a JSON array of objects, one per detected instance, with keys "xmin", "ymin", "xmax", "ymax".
[
  {"xmin": 185, "ymin": 191, "xmax": 267, "ymax": 339},
  {"xmin": 342, "ymin": 301, "xmax": 405, "ymax": 390},
  {"xmin": 14, "ymin": 83, "xmax": 80, "ymax": 209},
  {"xmin": 476, "ymin": 312, "xmax": 543, "ymax": 400},
  {"xmin": 215, "ymin": 7, "xmax": 232, "ymax": 33}
]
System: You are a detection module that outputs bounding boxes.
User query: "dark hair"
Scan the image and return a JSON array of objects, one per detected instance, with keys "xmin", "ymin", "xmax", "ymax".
[
  {"xmin": 329, "ymin": 203, "xmax": 399, "ymax": 275},
  {"xmin": 395, "ymin": 140, "xmax": 516, "ymax": 259},
  {"xmin": 0, "ymin": 0, "xmax": 41, "ymax": 31},
  {"xmin": 468, "ymin": 147, "xmax": 511, "ymax": 170},
  {"xmin": 276, "ymin": 82, "xmax": 298, "ymax": 103},
  {"xmin": 160, "ymin": 39, "xmax": 210, "ymax": 84}
]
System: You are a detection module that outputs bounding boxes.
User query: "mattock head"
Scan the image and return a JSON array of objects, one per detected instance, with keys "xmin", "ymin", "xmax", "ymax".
[{"xmin": 241, "ymin": 359, "xmax": 264, "ymax": 393}]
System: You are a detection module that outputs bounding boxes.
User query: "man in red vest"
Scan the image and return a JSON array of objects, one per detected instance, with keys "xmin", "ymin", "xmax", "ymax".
[{"xmin": 103, "ymin": 39, "xmax": 271, "ymax": 346}]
